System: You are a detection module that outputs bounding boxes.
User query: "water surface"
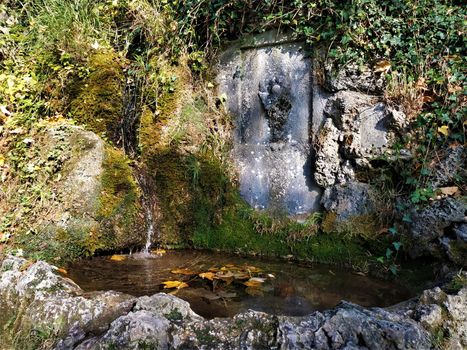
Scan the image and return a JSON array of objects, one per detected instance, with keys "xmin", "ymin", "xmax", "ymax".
[{"xmin": 68, "ymin": 250, "xmax": 421, "ymax": 319}]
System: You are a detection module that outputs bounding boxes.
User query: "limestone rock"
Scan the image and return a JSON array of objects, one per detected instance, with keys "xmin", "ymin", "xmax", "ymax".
[
  {"xmin": 324, "ymin": 63, "xmax": 385, "ymax": 94},
  {"xmin": 321, "ymin": 181, "xmax": 374, "ymax": 221},
  {"xmin": 427, "ymin": 145, "xmax": 466, "ymax": 188},
  {"xmin": 408, "ymin": 197, "xmax": 466, "ymax": 258},
  {"xmin": 314, "ymin": 118, "xmax": 341, "ymax": 187}
]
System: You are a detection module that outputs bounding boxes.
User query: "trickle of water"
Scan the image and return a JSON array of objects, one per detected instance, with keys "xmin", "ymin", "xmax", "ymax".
[
  {"xmin": 143, "ymin": 199, "xmax": 155, "ymax": 253},
  {"xmin": 134, "ymin": 170, "xmax": 158, "ymax": 254}
]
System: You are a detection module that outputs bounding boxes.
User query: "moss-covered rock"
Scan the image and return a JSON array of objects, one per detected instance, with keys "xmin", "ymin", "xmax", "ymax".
[
  {"xmin": 69, "ymin": 51, "xmax": 126, "ymax": 139},
  {"xmin": 0, "ymin": 124, "xmax": 145, "ymax": 263}
]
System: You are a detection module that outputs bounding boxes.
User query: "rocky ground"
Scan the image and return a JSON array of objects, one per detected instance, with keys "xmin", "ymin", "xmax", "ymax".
[{"xmin": 0, "ymin": 255, "xmax": 465, "ymax": 350}]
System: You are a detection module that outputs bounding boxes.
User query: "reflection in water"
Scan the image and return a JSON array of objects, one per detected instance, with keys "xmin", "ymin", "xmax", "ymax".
[{"xmin": 68, "ymin": 250, "xmax": 419, "ymax": 319}]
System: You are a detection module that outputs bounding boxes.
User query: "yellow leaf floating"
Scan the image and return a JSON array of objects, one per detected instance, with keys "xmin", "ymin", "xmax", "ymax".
[
  {"xmin": 244, "ymin": 277, "xmax": 265, "ymax": 288},
  {"xmin": 151, "ymin": 249, "xmax": 166, "ymax": 256},
  {"xmin": 162, "ymin": 280, "xmax": 189, "ymax": 289},
  {"xmin": 199, "ymin": 272, "xmax": 215, "ymax": 280},
  {"xmin": 110, "ymin": 255, "xmax": 126, "ymax": 261},
  {"xmin": 171, "ymin": 268, "xmax": 197, "ymax": 275},
  {"xmin": 438, "ymin": 125, "xmax": 449, "ymax": 136}
]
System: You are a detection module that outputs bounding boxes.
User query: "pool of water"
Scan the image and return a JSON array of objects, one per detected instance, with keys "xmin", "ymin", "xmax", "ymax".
[{"xmin": 67, "ymin": 250, "xmax": 424, "ymax": 319}]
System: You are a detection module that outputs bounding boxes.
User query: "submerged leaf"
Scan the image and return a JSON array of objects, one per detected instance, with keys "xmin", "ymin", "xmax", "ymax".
[
  {"xmin": 199, "ymin": 272, "xmax": 215, "ymax": 280},
  {"xmin": 245, "ymin": 287, "xmax": 264, "ymax": 296},
  {"xmin": 171, "ymin": 268, "xmax": 197, "ymax": 275},
  {"xmin": 244, "ymin": 278, "xmax": 265, "ymax": 288},
  {"xmin": 162, "ymin": 280, "xmax": 189, "ymax": 289},
  {"xmin": 110, "ymin": 255, "xmax": 126, "ymax": 261}
]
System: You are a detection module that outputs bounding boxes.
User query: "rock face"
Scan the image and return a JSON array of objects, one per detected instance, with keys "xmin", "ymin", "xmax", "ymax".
[
  {"xmin": 408, "ymin": 198, "xmax": 466, "ymax": 266},
  {"xmin": 217, "ymin": 31, "xmax": 322, "ymax": 215},
  {"xmin": 217, "ymin": 31, "xmax": 399, "ymax": 222},
  {"xmin": 1, "ymin": 256, "xmax": 466, "ymax": 350}
]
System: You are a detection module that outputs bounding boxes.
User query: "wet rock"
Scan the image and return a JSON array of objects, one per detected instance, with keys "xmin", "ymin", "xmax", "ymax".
[{"xmin": 321, "ymin": 181, "xmax": 373, "ymax": 221}]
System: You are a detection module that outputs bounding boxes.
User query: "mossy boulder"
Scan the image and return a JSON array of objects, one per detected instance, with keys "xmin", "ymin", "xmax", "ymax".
[{"xmin": 1, "ymin": 124, "xmax": 145, "ymax": 263}]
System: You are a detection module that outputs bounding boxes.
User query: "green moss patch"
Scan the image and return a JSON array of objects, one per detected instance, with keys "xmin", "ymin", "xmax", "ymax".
[{"xmin": 69, "ymin": 51, "xmax": 125, "ymax": 138}]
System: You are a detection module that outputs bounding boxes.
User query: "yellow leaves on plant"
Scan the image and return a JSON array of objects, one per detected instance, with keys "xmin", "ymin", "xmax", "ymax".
[
  {"xmin": 374, "ymin": 60, "xmax": 391, "ymax": 73},
  {"xmin": 171, "ymin": 268, "xmax": 197, "ymax": 275},
  {"xmin": 162, "ymin": 280, "xmax": 189, "ymax": 289},
  {"xmin": 439, "ymin": 186, "xmax": 458, "ymax": 196},
  {"xmin": 110, "ymin": 255, "xmax": 126, "ymax": 261},
  {"xmin": 199, "ymin": 272, "xmax": 215, "ymax": 280},
  {"xmin": 437, "ymin": 125, "xmax": 449, "ymax": 136},
  {"xmin": 0, "ymin": 154, "xmax": 5, "ymax": 166}
]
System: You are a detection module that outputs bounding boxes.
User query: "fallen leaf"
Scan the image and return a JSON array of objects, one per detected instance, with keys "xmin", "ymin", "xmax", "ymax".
[
  {"xmin": 244, "ymin": 266, "xmax": 262, "ymax": 273},
  {"xmin": 199, "ymin": 272, "xmax": 215, "ymax": 280},
  {"xmin": 437, "ymin": 125, "xmax": 449, "ymax": 136},
  {"xmin": 171, "ymin": 268, "xmax": 197, "ymax": 275},
  {"xmin": 374, "ymin": 60, "xmax": 391, "ymax": 73},
  {"xmin": 448, "ymin": 85, "xmax": 462, "ymax": 94},
  {"xmin": 57, "ymin": 268, "xmax": 68, "ymax": 275},
  {"xmin": 162, "ymin": 280, "xmax": 189, "ymax": 289},
  {"xmin": 232, "ymin": 272, "xmax": 250, "ymax": 280},
  {"xmin": 110, "ymin": 255, "xmax": 126, "ymax": 261},
  {"xmin": 416, "ymin": 77, "xmax": 428, "ymax": 90},
  {"xmin": 151, "ymin": 249, "xmax": 166, "ymax": 256},
  {"xmin": 439, "ymin": 186, "xmax": 458, "ymax": 196},
  {"xmin": 244, "ymin": 278, "xmax": 265, "ymax": 288}
]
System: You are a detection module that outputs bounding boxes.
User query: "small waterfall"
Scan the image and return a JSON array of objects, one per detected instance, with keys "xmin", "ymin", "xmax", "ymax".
[
  {"xmin": 135, "ymin": 169, "xmax": 158, "ymax": 254},
  {"xmin": 142, "ymin": 188, "xmax": 155, "ymax": 253}
]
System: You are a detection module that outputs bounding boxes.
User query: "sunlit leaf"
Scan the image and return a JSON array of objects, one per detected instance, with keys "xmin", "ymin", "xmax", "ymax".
[
  {"xmin": 110, "ymin": 255, "xmax": 126, "ymax": 261},
  {"xmin": 162, "ymin": 280, "xmax": 189, "ymax": 289},
  {"xmin": 439, "ymin": 186, "xmax": 458, "ymax": 196},
  {"xmin": 437, "ymin": 125, "xmax": 449, "ymax": 136},
  {"xmin": 199, "ymin": 272, "xmax": 215, "ymax": 280}
]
